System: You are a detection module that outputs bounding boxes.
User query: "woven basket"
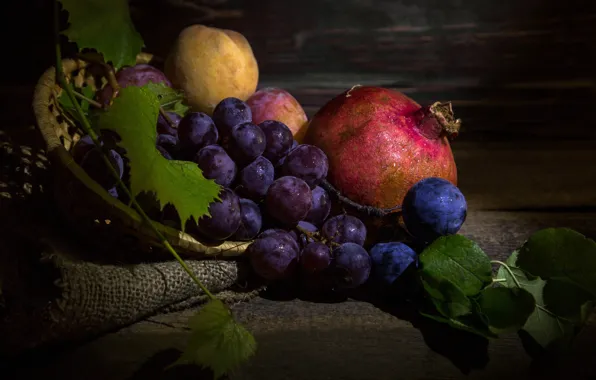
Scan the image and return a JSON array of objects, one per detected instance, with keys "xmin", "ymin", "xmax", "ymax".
[{"xmin": 32, "ymin": 53, "xmax": 252, "ymax": 260}]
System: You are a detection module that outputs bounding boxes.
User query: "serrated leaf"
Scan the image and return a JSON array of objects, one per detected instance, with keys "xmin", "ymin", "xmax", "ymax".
[
  {"xmin": 477, "ymin": 286, "xmax": 535, "ymax": 334},
  {"xmin": 420, "ymin": 273, "xmax": 471, "ymax": 318},
  {"xmin": 498, "ymin": 251, "xmax": 576, "ymax": 350},
  {"xmin": 58, "ymin": 85, "xmax": 95, "ymax": 125},
  {"xmin": 146, "ymin": 82, "xmax": 189, "ymax": 117},
  {"xmin": 59, "ymin": 0, "xmax": 144, "ymax": 69},
  {"xmin": 419, "ymin": 235, "xmax": 493, "ymax": 297},
  {"xmin": 516, "ymin": 228, "xmax": 596, "ymax": 297},
  {"xmin": 95, "ymin": 86, "xmax": 221, "ymax": 227},
  {"xmin": 173, "ymin": 299, "xmax": 257, "ymax": 379}
]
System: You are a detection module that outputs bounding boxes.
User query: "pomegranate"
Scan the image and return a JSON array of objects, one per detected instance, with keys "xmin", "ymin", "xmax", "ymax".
[{"xmin": 304, "ymin": 86, "xmax": 461, "ymax": 210}]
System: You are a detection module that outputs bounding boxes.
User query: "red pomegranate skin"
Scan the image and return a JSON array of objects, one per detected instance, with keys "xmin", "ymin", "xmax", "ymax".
[{"xmin": 304, "ymin": 86, "xmax": 458, "ymax": 210}]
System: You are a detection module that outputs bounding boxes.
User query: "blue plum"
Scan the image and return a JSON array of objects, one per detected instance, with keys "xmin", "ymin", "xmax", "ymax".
[{"xmin": 369, "ymin": 242, "xmax": 418, "ymax": 287}]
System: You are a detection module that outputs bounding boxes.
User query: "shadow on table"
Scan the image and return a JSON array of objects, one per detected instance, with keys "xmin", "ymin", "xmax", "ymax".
[{"xmin": 126, "ymin": 348, "xmax": 222, "ymax": 380}]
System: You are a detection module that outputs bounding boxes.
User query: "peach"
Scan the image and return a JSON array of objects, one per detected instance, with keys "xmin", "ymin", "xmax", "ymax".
[
  {"xmin": 246, "ymin": 87, "xmax": 309, "ymax": 143},
  {"xmin": 164, "ymin": 25, "xmax": 259, "ymax": 115}
]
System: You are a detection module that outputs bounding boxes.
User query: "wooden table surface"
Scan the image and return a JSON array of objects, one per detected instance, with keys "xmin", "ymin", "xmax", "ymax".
[{"xmin": 3, "ymin": 0, "xmax": 596, "ymax": 378}]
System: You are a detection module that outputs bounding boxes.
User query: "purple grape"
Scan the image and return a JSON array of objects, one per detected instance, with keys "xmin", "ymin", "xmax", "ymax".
[
  {"xmin": 227, "ymin": 122, "xmax": 266, "ymax": 165},
  {"xmin": 281, "ymin": 144, "xmax": 328, "ymax": 189},
  {"xmin": 212, "ymin": 97, "xmax": 252, "ymax": 138},
  {"xmin": 275, "ymin": 140, "xmax": 299, "ymax": 170},
  {"xmin": 97, "ymin": 64, "xmax": 172, "ymax": 105},
  {"xmin": 178, "ymin": 112, "xmax": 219, "ymax": 159},
  {"xmin": 258, "ymin": 229, "xmax": 300, "ymax": 252},
  {"xmin": 156, "ymin": 134, "xmax": 179, "ymax": 157},
  {"xmin": 247, "ymin": 234, "xmax": 299, "ymax": 280},
  {"xmin": 194, "ymin": 145, "xmax": 237, "ymax": 187},
  {"xmin": 157, "ymin": 145, "xmax": 173, "ymax": 160},
  {"xmin": 107, "ymin": 187, "xmax": 119, "ymax": 198},
  {"xmin": 196, "ymin": 188, "xmax": 241, "ymax": 240},
  {"xmin": 301, "ymin": 242, "xmax": 331, "ymax": 274},
  {"xmin": 156, "ymin": 112, "xmax": 182, "ymax": 137},
  {"xmin": 80, "ymin": 148, "xmax": 124, "ymax": 190},
  {"xmin": 237, "ymin": 156, "xmax": 274, "ymax": 200},
  {"xmin": 258, "ymin": 120, "xmax": 294, "ymax": 164},
  {"xmin": 72, "ymin": 135, "xmax": 99, "ymax": 164},
  {"xmin": 293, "ymin": 221, "xmax": 318, "ymax": 248},
  {"xmin": 333, "ymin": 242, "xmax": 371, "ymax": 288},
  {"xmin": 265, "ymin": 176, "xmax": 312, "ymax": 226},
  {"xmin": 232, "ymin": 198, "xmax": 263, "ymax": 241},
  {"xmin": 304, "ymin": 186, "xmax": 331, "ymax": 226},
  {"xmin": 322, "ymin": 214, "xmax": 367, "ymax": 246}
]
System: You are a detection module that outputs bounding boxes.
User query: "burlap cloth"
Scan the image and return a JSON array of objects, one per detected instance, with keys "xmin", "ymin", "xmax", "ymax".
[{"xmin": 0, "ymin": 134, "xmax": 261, "ymax": 357}]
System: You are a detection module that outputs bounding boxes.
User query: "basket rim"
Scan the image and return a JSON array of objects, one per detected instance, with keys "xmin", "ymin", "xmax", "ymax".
[{"xmin": 31, "ymin": 53, "xmax": 252, "ymax": 258}]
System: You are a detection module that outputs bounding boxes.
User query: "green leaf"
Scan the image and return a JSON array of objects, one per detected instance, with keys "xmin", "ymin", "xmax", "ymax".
[
  {"xmin": 95, "ymin": 86, "xmax": 221, "ymax": 227},
  {"xmin": 420, "ymin": 273, "xmax": 472, "ymax": 318},
  {"xmin": 58, "ymin": 85, "xmax": 95, "ymax": 125},
  {"xmin": 420, "ymin": 311, "xmax": 498, "ymax": 339},
  {"xmin": 146, "ymin": 82, "xmax": 189, "ymax": 117},
  {"xmin": 516, "ymin": 228, "xmax": 596, "ymax": 297},
  {"xmin": 543, "ymin": 278, "xmax": 595, "ymax": 324},
  {"xmin": 477, "ymin": 286, "xmax": 535, "ymax": 334},
  {"xmin": 419, "ymin": 235, "xmax": 493, "ymax": 296},
  {"xmin": 497, "ymin": 251, "xmax": 576, "ymax": 349},
  {"xmin": 58, "ymin": 0, "xmax": 144, "ymax": 69},
  {"xmin": 173, "ymin": 299, "xmax": 257, "ymax": 379}
]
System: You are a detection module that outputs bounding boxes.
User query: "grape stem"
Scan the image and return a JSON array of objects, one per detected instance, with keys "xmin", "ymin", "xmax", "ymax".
[
  {"xmin": 53, "ymin": 0, "xmax": 215, "ymax": 301},
  {"xmin": 319, "ymin": 179, "xmax": 401, "ymax": 217},
  {"xmin": 159, "ymin": 107, "xmax": 178, "ymax": 130},
  {"xmin": 73, "ymin": 90, "xmax": 103, "ymax": 109}
]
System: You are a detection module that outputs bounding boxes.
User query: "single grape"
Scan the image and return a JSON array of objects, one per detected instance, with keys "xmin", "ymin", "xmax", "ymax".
[
  {"xmin": 156, "ymin": 145, "xmax": 173, "ymax": 160},
  {"xmin": 107, "ymin": 187, "xmax": 119, "ymax": 198},
  {"xmin": 237, "ymin": 156, "xmax": 274, "ymax": 200},
  {"xmin": 194, "ymin": 145, "xmax": 237, "ymax": 187},
  {"xmin": 293, "ymin": 221, "xmax": 318, "ymax": 248},
  {"xmin": 258, "ymin": 120, "xmax": 294, "ymax": 164},
  {"xmin": 304, "ymin": 186, "xmax": 331, "ymax": 226},
  {"xmin": 156, "ymin": 134, "xmax": 179, "ymax": 158},
  {"xmin": 232, "ymin": 198, "xmax": 263, "ymax": 241},
  {"xmin": 332, "ymin": 242, "xmax": 371, "ymax": 288},
  {"xmin": 291, "ymin": 140, "xmax": 299, "ymax": 150},
  {"xmin": 259, "ymin": 228, "xmax": 287, "ymax": 239},
  {"xmin": 156, "ymin": 112, "xmax": 182, "ymax": 137},
  {"xmin": 178, "ymin": 112, "xmax": 219, "ymax": 159},
  {"xmin": 281, "ymin": 144, "xmax": 328, "ymax": 189},
  {"xmin": 275, "ymin": 140, "xmax": 299, "ymax": 170},
  {"xmin": 97, "ymin": 64, "xmax": 172, "ymax": 105},
  {"xmin": 72, "ymin": 135, "xmax": 99, "ymax": 164},
  {"xmin": 402, "ymin": 177, "xmax": 467, "ymax": 242},
  {"xmin": 369, "ymin": 242, "xmax": 418, "ymax": 287},
  {"xmin": 212, "ymin": 97, "xmax": 252, "ymax": 138},
  {"xmin": 247, "ymin": 234, "xmax": 300, "ymax": 280},
  {"xmin": 227, "ymin": 122, "xmax": 266, "ymax": 166},
  {"xmin": 265, "ymin": 176, "xmax": 312, "ymax": 226},
  {"xmin": 301, "ymin": 242, "xmax": 331, "ymax": 274},
  {"xmin": 80, "ymin": 148, "xmax": 124, "ymax": 190},
  {"xmin": 322, "ymin": 214, "xmax": 367, "ymax": 246},
  {"xmin": 196, "ymin": 188, "xmax": 242, "ymax": 240}
]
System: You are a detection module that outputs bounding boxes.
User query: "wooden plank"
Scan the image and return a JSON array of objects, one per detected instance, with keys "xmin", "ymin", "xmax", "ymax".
[{"xmin": 4, "ymin": 210, "xmax": 596, "ymax": 380}]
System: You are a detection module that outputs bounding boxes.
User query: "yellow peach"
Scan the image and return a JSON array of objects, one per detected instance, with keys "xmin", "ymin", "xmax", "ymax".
[{"xmin": 164, "ymin": 25, "xmax": 259, "ymax": 115}]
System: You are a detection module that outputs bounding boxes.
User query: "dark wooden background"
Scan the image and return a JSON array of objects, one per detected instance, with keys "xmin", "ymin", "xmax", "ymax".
[
  {"xmin": 9, "ymin": 0, "xmax": 596, "ymax": 143},
  {"xmin": 3, "ymin": 1, "xmax": 596, "ymax": 379}
]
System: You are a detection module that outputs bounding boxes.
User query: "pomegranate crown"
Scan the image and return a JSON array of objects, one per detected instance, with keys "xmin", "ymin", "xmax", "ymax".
[{"xmin": 428, "ymin": 102, "xmax": 462, "ymax": 139}]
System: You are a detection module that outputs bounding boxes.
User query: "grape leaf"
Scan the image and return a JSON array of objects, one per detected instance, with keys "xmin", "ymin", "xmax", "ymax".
[
  {"xmin": 516, "ymin": 228, "xmax": 596, "ymax": 297},
  {"xmin": 58, "ymin": 85, "xmax": 95, "ymax": 125},
  {"xmin": 172, "ymin": 299, "xmax": 257, "ymax": 379},
  {"xmin": 497, "ymin": 251, "xmax": 576, "ymax": 349},
  {"xmin": 420, "ymin": 273, "xmax": 471, "ymax": 318},
  {"xmin": 419, "ymin": 235, "xmax": 493, "ymax": 296},
  {"xmin": 146, "ymin": 83, "xmax": 190, "ymax": 117},
  {"xmin": 420, "ymin": 310, "xmax": 498, "ymax": 339},
  {"xmin": 94, "ymin": 86, "xmax": 221, "ymax": 227},
  {"xmin": 477, "ymin": 286, "xmax": 535, "ymax": 334},
  {"xmin": 58, "ymin": 0, "xmax": 144, "ymax": 70}
]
